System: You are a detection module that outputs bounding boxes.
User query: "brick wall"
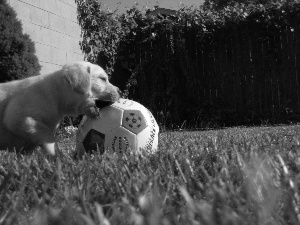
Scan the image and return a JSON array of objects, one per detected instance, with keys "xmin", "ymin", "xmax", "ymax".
[{"xmin": 8, "ymin": 0, "xmax": 84, "ymax": 74}]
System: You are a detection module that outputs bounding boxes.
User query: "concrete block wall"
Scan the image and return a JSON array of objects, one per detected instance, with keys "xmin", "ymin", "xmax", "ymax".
[{"xmin": 8, "ymin": 0, "xmax": 84, "ymax": 74}]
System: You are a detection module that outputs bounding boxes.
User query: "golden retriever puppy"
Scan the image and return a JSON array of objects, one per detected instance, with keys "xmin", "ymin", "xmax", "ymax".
[{"xmin": 0, "ymin": 61, "xmax": 121, "ymax": 155}]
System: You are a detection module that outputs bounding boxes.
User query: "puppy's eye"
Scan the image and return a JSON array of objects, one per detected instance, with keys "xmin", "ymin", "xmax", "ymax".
[{"xmin": 100, "ymin": 77, "xmax": 107, "ymax": 82}]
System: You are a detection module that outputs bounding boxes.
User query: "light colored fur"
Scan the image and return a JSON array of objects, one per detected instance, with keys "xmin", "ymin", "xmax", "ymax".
[{"xmin": 0, "ymin": 61, "xmax": 120, "ymax": 155}]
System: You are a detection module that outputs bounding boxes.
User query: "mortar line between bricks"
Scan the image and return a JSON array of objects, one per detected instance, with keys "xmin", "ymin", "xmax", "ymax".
[{"xmin": 18, "ymin": 0, "xmax": 78, "ymax": 23}]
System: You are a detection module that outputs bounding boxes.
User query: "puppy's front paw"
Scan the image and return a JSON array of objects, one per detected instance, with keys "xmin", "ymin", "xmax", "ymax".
[{"xmin": 86, "ymin": 107, "xmax": 101, "ymax": 118}]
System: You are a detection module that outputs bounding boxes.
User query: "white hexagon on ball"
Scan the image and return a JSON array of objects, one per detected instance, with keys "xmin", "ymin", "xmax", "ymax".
[{"xmin": 75, "ymin": 98, "xmax": 159, "ymax": 156}]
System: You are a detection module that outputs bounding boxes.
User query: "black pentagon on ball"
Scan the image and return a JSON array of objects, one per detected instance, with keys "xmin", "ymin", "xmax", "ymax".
[{"xmin": 83, "ymin": 129, "xmax": 105, "ymax": 154}]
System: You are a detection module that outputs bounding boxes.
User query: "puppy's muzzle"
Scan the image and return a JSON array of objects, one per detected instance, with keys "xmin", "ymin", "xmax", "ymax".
[{"xmin": 95, "ymin": 88, "xmax": 122, "ymax": 108}]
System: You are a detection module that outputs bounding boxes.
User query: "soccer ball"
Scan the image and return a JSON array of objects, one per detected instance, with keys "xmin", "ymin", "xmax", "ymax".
[{"xmin": 75, "ymin": 98, "xmax": 159, "ymax": 155}]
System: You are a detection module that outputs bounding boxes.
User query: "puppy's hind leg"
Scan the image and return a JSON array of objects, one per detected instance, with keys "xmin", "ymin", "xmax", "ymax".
[
  {"xmin": 6, "ymin": 117, "xmax": 57, "ymax": 155},
  {"xmin": 41, "ymin": 143, "xmax": 57, "ymax": 156}
]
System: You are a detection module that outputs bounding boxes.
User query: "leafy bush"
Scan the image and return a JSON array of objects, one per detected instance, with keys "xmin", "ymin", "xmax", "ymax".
[
  {"xmin": 0, "ymin": 0, "xmax": 41, "ymax": 82},
  {"xmin": 75, "ymin": 0, "xmax": 125, "ymax": 75}
]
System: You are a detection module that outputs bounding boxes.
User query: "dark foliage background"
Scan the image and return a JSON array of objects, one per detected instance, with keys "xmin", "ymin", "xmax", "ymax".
[
  {"xmin": 75, "ymin": 0, "xmax": 300, "ymax": 130},
  {"xmin": 0, "ymin": 0, "xmax": 41, "ymax": 83}
]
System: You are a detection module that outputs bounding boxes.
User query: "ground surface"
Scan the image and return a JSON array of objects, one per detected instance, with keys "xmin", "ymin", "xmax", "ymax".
[{"xmin": 0, "ymin": 125, "xmax": 300, "ymax": 224}]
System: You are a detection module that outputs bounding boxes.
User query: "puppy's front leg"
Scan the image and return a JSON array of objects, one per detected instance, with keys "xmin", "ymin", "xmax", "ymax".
[{"xmin": 85, "ymin": 106, "xmax": 101, "ymax": 118}]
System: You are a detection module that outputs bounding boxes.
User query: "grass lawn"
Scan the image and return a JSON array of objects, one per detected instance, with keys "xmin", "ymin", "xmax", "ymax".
[{"xmin": 0, "ymin": 125, "xmax": 300, "ymax": 225}]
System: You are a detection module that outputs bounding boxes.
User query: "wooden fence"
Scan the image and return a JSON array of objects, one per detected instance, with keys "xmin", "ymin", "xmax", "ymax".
[
  {"xmin": 116, "ymin": 15, "xmax": 300, "ymax": 126},
  {"xmin": 192, "ymin": 23, "xmax": 300, "ymax": 115}
]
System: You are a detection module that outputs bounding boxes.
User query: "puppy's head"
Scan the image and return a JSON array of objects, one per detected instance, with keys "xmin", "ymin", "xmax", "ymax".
[
  {"xmin": 63, "ymin": 61, "xmax": 121, "ymax": 107},
  {"xmin": 62, "ymin": 61, "xmax": 92, "ymax": 96},
  {"xmin": 88, "ymin": 63, "xmax": 121, "ymax": 104}
]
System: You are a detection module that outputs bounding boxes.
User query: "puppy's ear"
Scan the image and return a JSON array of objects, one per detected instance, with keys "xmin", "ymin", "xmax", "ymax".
[{"xmin": 63, "ymin": 62, "xmax": 91, "ymax": 95}]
